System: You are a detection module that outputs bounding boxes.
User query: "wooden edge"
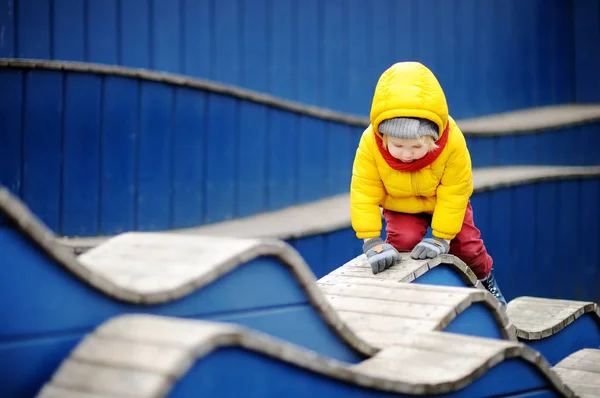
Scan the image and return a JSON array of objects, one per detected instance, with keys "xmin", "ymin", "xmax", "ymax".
[
  {"xmin": 2, "ymin": 59, "xmax": 599, "ymax": 136},
  {"xmin": 509, "ymin": 297, "xmax": 600, "ymax": 341},
  {"xmin": 0, "ymin": 186, "xmax": 374, "ymax": 357},
  {"xmin": 40, "ymin": 314, "xmax": 575, "ymax": 397}
]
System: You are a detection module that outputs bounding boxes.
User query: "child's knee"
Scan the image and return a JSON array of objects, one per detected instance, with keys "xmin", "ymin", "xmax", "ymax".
[{"xmin": 386, "ymin": 229, "xmax": 424, "ymax": 252}]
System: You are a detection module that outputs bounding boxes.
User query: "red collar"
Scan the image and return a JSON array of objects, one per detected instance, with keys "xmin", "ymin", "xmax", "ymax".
[{"xmin": 374, "ymin": 123, "xmax": 450, "ymax": 171}]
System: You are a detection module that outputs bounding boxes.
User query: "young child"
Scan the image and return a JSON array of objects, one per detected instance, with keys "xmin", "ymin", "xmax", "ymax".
[{"xmin": 350, "ymin": 61, "xmax": 507, "ymax": 308}]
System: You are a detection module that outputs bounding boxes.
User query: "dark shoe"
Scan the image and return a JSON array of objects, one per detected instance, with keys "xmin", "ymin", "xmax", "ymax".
[{"xmin": 479, "ymin": 270, "xmax": 507, "ymax": 310}]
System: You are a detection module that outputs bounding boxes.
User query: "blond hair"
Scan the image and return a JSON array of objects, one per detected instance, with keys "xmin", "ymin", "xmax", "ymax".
[{"xmin": 381, "ymin": 134, "xmax": 438, "ymax": 152}]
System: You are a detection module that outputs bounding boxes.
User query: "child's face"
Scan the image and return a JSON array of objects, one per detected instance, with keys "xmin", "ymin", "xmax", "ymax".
[{"xmin": 386, "ymin": 136, "xmax": 430, "ymax": 163}]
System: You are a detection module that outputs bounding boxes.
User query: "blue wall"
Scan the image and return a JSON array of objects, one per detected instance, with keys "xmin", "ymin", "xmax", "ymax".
[
  {"xmin": 2, "ymin": 0, "xmax": 597, "ymax": 119},
  {"xmin": 2, "ymin": 67, "xmax": 599, "ymax": 237}
]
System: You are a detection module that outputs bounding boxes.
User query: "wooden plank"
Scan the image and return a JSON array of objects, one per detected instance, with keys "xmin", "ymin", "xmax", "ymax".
[
  {"xmin": 38, "ymin": 385, "xmax": 122, "ymax": 398},
  {"xmin": 319, "ymin": 282, "xmax": 472, "ymax": 307},
  {"xmin": 50, "ymin": 361, "xmax": 169, "ymax": 397},
  {"xmin": 337, "ymin": 311, "xmax": 440, "ymax": 333},
  {"xmin": 324, "ymin": 295, "xmax": 452, "ymax": 321},
  {"xmin": 70, "ymin": 336, "xmax": 192, "ymax": 376}
]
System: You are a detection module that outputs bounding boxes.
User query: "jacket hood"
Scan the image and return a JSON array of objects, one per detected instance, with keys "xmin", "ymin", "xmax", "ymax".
[{"xmin": 370, "ymin": 62, "xmax": 448, "ymax": 140}]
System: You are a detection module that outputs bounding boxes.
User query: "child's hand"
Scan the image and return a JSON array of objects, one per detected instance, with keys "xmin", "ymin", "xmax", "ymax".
[
  {"xmin": 362, "ymin": 238, "xmax": 400, "ymax": 274},
  {"xmin": 410, "ymin": 237, "xmax": 450, "ymax": 260}
]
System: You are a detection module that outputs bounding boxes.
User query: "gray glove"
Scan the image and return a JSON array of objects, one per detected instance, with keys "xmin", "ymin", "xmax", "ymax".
[
  {"xmin": 410, "ymin": 237, "xmax": 450, "ymax": 260},
  {"xmin": 363, "ymin": 238, "xmax": 400, "ymax": 274}
]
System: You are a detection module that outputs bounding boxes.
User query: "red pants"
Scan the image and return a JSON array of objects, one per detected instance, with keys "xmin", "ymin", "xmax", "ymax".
[{"xmin": 383, "ymin": 203, "xmax": 492, "ymax": 279}]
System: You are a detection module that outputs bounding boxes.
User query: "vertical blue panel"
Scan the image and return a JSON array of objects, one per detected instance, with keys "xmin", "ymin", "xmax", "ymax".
[
  {"xmin": 323, "ymin": 0, "xmax": 347, "ymax": 109},
  {"xmin": 327, "ymin": 122, "xmax": 352, "ymax": 195},
  {"xmin": 119, "ymin": 0, "xmax": 150, "ymax": 68},
  {"xmin": 270, "ymin": 0, "xmax": 294, "ymax": 99},
  {"xmin": 237, "ymin": 102, "xmax": 267, "ymax": 217},
  {"xmin": 347, "ymin": 0, "xmax": 371, "ymax": 116},
  {"xmin": 556, "ymin": 180, "xmax": 579, "ymax": 300},
  {"xmin": 554, "ymin": 127, "xmax": 574, "ymax": 166},
  {"xmin": 171, "ymin": 88, "xmax": 206, "ymax": 228},
  {"xmin": 453, "ymin": 0, "xmax": 476, "ymax": 117},
  {"xmin": 514, "ymin": 133, "xmax": 537, "ymax": 166},
  {"xmin": 213, "ymin": 0, "xmax": 239, "ymax": 84},
  {"xmin": 297, "ymin": 116, "xmax": 325, "ymax": 203},
  {"xmin": 573, "ymin": 0, "xmax": 600, "ymax": 102},
  {"xmin": 151, "ymin": 0, "xmax": 181, "ymax": 72},
  {"xmin": 532, "ymin": 0, "xmax": 552, "ymax": 106},
  {"xmin": 370, "ymin": 0, "xmax": 394, "ymax": 82},
  {"xmin": 495, "ymin": 135, "xmax": 516, "ymax": 166},
  {"xmin": 87, "ymin": 0, "xmax": 118, "ymax": 63},
  {"xmin": 472, "ymin": 0, "xmax": 495, "ymax": 115},
  {"xmin": 291, "ymin": 236, "xmax": 325, "ymax": 278},
  {"xmin": 137, "ymin": 82, "xmax": 173, "ymax": 230},
  {"xmin": 295, "ymin": 0, "xmax": 320, "ymax": 105},
  {"xmin": 267, "ymin": 109, "xmax": 296, "ymax": 210},
  {"xmin": 21, "ymin": 71, "xmax": 63, "ymax": 232},
  {"xmin": 536, "ymin": 131, "xmax": 557, "ymax": 165},
  {"xmin": 324, "ymin": 229, "xmax": 361, "ymax": 276},
  {"xmin": 0, "ymin": 0, "xmax": 15, "ymax": 57},
  {"xmin": 467, "ymin": 137, "xmax": 495, "ymax": 168},
  {"xmin": 182, "ymin": 0, "xmax": 211, "ymax": 77},
  {"xmin": 240, "ymin": 0, "xmax": 267, "ymax": 92},
  {"xmin": 534, "ymin": 182, "xmax": 558, "ymax": 298},
  {"xmin": 414, "ymin": 0, "xmax": 438, "ymax": 80},
  {"xmin": 0, "ymin": 70, "xmax": 23, "ymax": 194},
  {"xmin": 100, "ymin": 77, "xmax": 138, "ymax": 235},
  {"xmin": 511, "ymin": 185, "xmax": 536, "ymax": 298},
  {"xmin": 53, "ymin": 0, "xmax": 85, "ymax": 60},
  {"xmin": 18, "ymin": 0, "xmax": 51, "ymax": 58},
  {"xmin": 61, "ymin": 74, "xmax": 101, "ymax": 236},
  {"xmin": 579, "ymin": 179, "xmax": 600, "ymax": 302},
  {"xmin": 392, "ymin": 0, "xmax": 416, "ymax": 60},
  {"xmin": 487, "ymin": 189, "xmax": 512, "ymax": 300},
  {"xmin": 552, "ymin": 0, "xmax": 574, "ymax": 103},
  {"xmin": 205, "ymin": 94, "xmax": 237, "ymax": 223},
  {"xmin": 436, "ymin": 0, "xmax": 457, "ymax": 111}
]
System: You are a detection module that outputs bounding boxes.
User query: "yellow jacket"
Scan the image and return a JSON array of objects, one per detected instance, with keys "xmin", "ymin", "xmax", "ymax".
[{"xmin": 350, "ymin": 62, "xmax": 473, "ymax": 241}]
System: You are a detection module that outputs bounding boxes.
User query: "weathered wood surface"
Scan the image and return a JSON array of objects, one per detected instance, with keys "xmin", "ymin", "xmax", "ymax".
[
  {"xmin": 55, "ymin": 166, "xmax": 600, "ymax": 249},
  {"xmin": 507, "ymin": 296, "xmax": 600, "ymax": 340},
  {"xmin": 457, "ymin": 104, "xmax": 600, "ymax": 134},
  {"xmin": 554, "ymin": 349, "xmax": 600, "ymax": 398},
  {"xmin": 38, "ymin": 314, "xmax": 575, "ymax": 398},
  {"xmin": 317, "ymin": 254, "xmax": 515, "ymax": 343}
]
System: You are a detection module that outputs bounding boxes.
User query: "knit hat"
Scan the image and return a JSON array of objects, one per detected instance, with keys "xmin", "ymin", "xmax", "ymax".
[{"xmin": 378, "ymin": 117, "xmax": 439, "ymax": 141}]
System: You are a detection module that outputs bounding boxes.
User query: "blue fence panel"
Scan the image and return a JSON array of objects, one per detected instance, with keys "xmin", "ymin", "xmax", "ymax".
[
  {"xmin": 53, "ymin": 0, "xmax": 85, "ymax": 61},
  {"xmin": 0, "ymin": 1, "xmax": 15, "ymax": 57},
  {"xmin": 297, "ymin": 116, "xmax": 326, "ymax": 204},
  {"xmin": 579, "ymin": 179, "xmax": 600, "ymax": 299},
  {"xmin": 151, "ymin": 0, "xmax": 180, "ymax": 73},
  {"xmin": 171, "ymin": 87, "xmax": 207, "ymax": 228},
  {"xmin": 21, "ymin": 71, "xmax": 63, "ymax": 233},
  {"xmin": 61, "ymin": 74, "xmax": 102, "ymax": 236},
  {"xmin": 119, "ymin": 0, "xmax": 150, "ymax": 68},
  {"xmin": 267, "ymin": 109, "xmax": 297, "ymax": 211},
  {"xmin": 4, "ymin": 0, "xmax": 595, "ymax": 117},
  {"xmin": 205, "ymin": 94, "xmax": 237, "ymax": 223},
  {"xmin": 240, "ymin": 0, "xmax": 268, "ymax": 93},
  {"xmin": 137, "ymin": 81, "xmax": 173, "ymax": 231},
  {"xmin": 0, "ymin": 70, "xmax": 22, "ymax": 195},
  {"xmin": 17, "ymin": 0, "xmax": 51, "ymax": 58},
  {"xmin": 237, "ymin": 101, "xmax": 268, "ymax": 218},
  {"xmin": 100, "ymin": 77, "xmax": 138, "ymax": 235},
  {"xmin": 87, "ymin": 0, "xmax": 118, "ymax": 64},
  {"xmin": 573, "ymin": 0, "xmax": 600, "ymax": 103}
]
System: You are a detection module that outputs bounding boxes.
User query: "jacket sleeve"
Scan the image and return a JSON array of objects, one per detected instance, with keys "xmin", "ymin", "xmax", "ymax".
[
  {"xmin": 350, "ymin": 132, "xmax": 386, "ymax": 239},
  {"xmin": 431, "ymin": 135, "xmax": 474, "ymax": 240}
]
